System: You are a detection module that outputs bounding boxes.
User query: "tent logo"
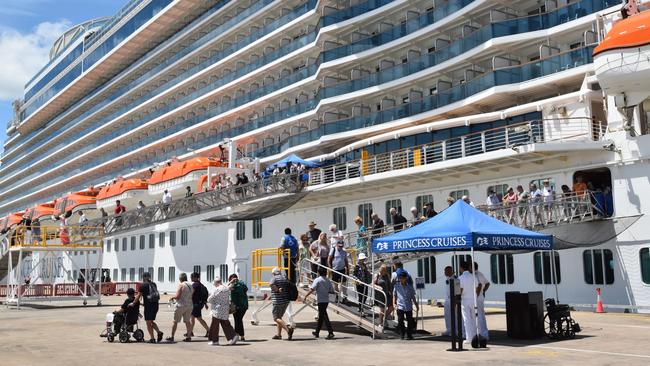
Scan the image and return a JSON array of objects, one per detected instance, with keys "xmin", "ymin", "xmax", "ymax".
[
  {"xmin": 476, "ymin": 237, "xmax": 489, "ymax": 246},
  {"xmin": 376, "ymin": 242, "xmax": 389, "ymax": 251}
]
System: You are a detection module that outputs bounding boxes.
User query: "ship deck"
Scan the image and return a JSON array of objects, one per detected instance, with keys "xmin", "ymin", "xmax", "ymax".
[{"xmin": 1, "ymin": 294, "xmax": 649, "ymax": 365}]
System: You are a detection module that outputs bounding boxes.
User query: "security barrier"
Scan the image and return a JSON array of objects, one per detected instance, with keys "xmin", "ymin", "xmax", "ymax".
[{"xmin": 250, "ymin": 248, "xmax": 290, "ymax": 288}]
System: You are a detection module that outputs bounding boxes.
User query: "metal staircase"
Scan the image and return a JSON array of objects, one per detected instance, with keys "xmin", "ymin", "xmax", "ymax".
[{"xmin": 85, "ymin": 174, "xmax": 306, "ymax": 235}]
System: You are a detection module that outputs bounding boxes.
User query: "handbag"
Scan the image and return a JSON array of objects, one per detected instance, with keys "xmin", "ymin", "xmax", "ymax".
[{"xmin": 229, "ymin": 303, "xmax": 237, "ymax": 314}]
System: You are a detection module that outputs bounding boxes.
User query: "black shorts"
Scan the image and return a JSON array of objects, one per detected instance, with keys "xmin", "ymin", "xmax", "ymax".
[
  {"xmin": 144, "ymin": 303, "xmax": 159, "ymax": 321},
  {"xmin": 192, "ymin": 303, "xmax": 203, "ymax": 318},
  {"xmin": 331, "ymin": 269, "xmax": 346, "ymax": 283}
]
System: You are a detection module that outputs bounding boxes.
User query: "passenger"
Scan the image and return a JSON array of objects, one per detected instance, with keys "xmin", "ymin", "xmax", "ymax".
[
  {"xmin": 167, "ymin": 272, "xmax": 194, "ymax": 342},
  {"xmin": 114, "ymin": 200, "xmax": 126, "ymax": 227},
  {"xmin": 303, "ymin": 267, "xmax": 335, "ymax": 339},
  {"xmin": 353, "ymin": 216, "xmax": 368, "ymax": 254},
  {"xmin": 137, "ymin": 201, "xmax": 146, "ymax": 211},
  {"xmin": 328, "ymin": 240, "xmax": 349, "ymax": 304},
  {"xmin": 207, "ymin": 277, "xmax": 239, "ymax": 346},
  {"xmin": 298, "ymin": 234, "xmax": 311, "ymax": 283},
  {"xmin": 353, "ymin": 253, "xmax": 372, "ymax": 314},
  {"xmin": 516, "ymin": 185, "xmax": 530, "ymax": 226},
  {"xmin": 112, "ymin": 288, "xmax": 140, "ymax": 333},
  {"xmin": 185, "ymin": 186, "xmax": 193, "ymax": 198},
  {"xmin": 389, "ymin": 207, "xmax": 407, "ymax": 232},
  {"xmin": 409, "ymin": 207, "xmax": 420, "ymax": 226},
  {"xmin": 31, "ymin": 217, "xmax": 41, "ymax": 244},
  {"xmin": 503, "ymin": 187, "xmax": 518, "ymax": 223},
  {"xmin": 310, "ymin": 232, "xmax": 330, "ymax": 278},
  {"xmin": 459, "ymin": 262, "xmax": 479, "ymax": 344},
  {"xmin": 370, "ymin": 213, "xmax": 385, "ymax": 237},
  {"xmin": 189, "ymin": 272, "xmax": 210, "ymax": 338},
  {"xmin": 305, "ymin": 220, "xmax": 321, "ymax": 243},
  {"xmin": 572, "ymin": 175, "xmax": 588, "ymax": 198},
  {"xmin": 135, "ymin": 272, "xmax": 163, "ymax": 343},
  {"xmin": 279, "ymin": 227, "xmax": 299, "ymax": 284},
  {"xmin": 269, "ymin": 267, "xmax": 294, "ymax": 340},
  {"xmin": 529, "ymin": 184, "xmax": 543, "ymax": 225},
  {"xmin": 373, "ymin": 264, "xmax": 393, "ymax": 327},
  {"xmin": 99, "ymin": 208, "xmax": 108, "ymax": 227},
  {"xmin": 486, "ymin": 189, "xmax": 500, "ymax": 211},
  {"xmin": 328, "ymin": 224, "xmax": 344, "ymax": 248},
  {"xmin": 461, "ymin": 195, "xmax": 475, "ymax": 207},
  {"xmin": 241, "ymin": 172, "xmax": 249, "ymax": 185},
  {"xmin": 423, "ymin": 202, "xmax": 438, "ymax": 218},
  {"xmin": 393, "ymin": 269, "xmax": 418, "ymax": 340},
  {"xmin": 474, "ymin": 262, "xmax": 490, "ymax": 340},
  {"xmin": 391, "ymin": 261, "xmax": 413, "ymax": 287},
  {"xmin": 161, "ymin": 189, "xmax": 172, "ymax": 212},
  {"xmin": 560, "ymin": 185, "xmax": 573, "ymax": 219},
  {"xmin": 442, "ymin": 266, "xmax": 456, "ymax": 336},
  {"xmin": 228, "ymin": 274, "xmax": 248, "ymax": 341},
  {"xmin": 446, "ymin": 196, "xmax": 456, "ymax": 207},
  {"xmin": 542, "ymin": 180, "xmax": 555, "ymax": 221}
]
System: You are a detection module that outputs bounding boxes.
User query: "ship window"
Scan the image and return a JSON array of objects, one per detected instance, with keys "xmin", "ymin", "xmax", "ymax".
[
  {"xmin": 169, "ymin": 231, "xmax": 176, "ymax": 247},
  {"xmin": 73, "ymin": 270, "xmax": 77, "ymax": 282},
  {"xmin": 449, "ymin": 190, "xmax": 469, "ymax": 202},
  {"xmin": 106, "ymin": 240, "xmax": 111, "ymax": 252},
  {"xmin": 583, "ymin": 249, "xmax": 614, "ymax": 285},
  {"xmin": 121, "ymin": 268, "xmax": 126, "ymax": 281},
  {"xmin": 385, "ymin": 199, "xmax": 402, "ymax": 225},
  {"xmin": 641, "ymin": 248, "xmax": 650, "ymax": 284},
  {"xmin": 490, "ymin": 254, "xmax": 514, "ymax": 284},
  {"xmin": 415, "ymin": 195, "xmax": 433, "ymax": 216},
  {"xmin": 139, "ymin": 235, "xmax": 145, "ymax": 250},
  {"xmin": 149, "ymin": 233, "xmax": 155, "ymax": 249},
  {"xmin": 181, "ymin": 229, "xmax": 188, "ymax": 246},
  {"xmin": 207, "ymin": 265, "xmax": 215, "ymax": 282},
  {"xmin": 333, "ymin": 207, "xmax": 347, "ymax": 231},
  {"xmin": 114, "ymin": 239, "xmax": 119, "ymax": 252},
  {"xmin": 159, "ymin": 232, "xmax": 165, "ymax": 247},
  {"xmin": 236, "ymin": 221, "xmax": 245, "ymax": 240},
  {"xmin": 193, "ymin": 265, "xmax": 201, "ymax": 277},
  {"xmin": 129, "ymin": 268, "xmax": 135, "ymax": 281},
  {"xmin": 417, "ymin": 256, "xmax": 436, "ymax": 284},
  {"xmin": 112, "ymin": 269, "xmax": 118, "ymax": 282},
  {"xmin": 138, "ymin": 267, "xmax": 144, "ymax": 281},
  {"xmin": 158, "ymin": 267, "xmax": 164, "ymax": 283},
  {"xmin": 451, "ymin": 254, "xmax": 472, "ymax": 274},
  {"xmin": 130, "ymin": 236, "xmax": 136, "ymax": 251},
  {"xmin": 358, "ymin": 203, "xmax": 373, "ymax": 227},
  {"xmin": 219, "ymin": 264, "xmax": 229, "ymax": 281},
  {"xmin": 487, "ymin": 184, "xmax": 508, "ymax": 201},
  {"xmin": 253, "ymin": 219, "xmax": 263, "ymax": 239},
  {"xmin": 147, "ymin": 267, "xmax": 153, "ymax": 279},
  {"xmin": 533, "ymin": 252, "xmax": 561, "ymax": 284},
  {"xmin": 168, "ymin": 266, "xmax": 176, "ymax": 283}
]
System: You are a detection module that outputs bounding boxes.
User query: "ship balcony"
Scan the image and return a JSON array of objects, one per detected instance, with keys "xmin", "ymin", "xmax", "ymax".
[{"xmin": 306, "ymin": 117, "xmax": 607, "ymax": 187}]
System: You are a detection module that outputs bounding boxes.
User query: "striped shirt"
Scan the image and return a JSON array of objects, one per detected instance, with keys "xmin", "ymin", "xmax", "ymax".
[{"xmin": 269, "ymin": 274, "xmax": 290, "ymax": 305}]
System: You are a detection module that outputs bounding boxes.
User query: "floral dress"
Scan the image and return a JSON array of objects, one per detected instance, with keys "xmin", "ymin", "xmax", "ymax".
[{"xmin": 208, "ymin": 284, "xmax": 231, "ymax": 320}]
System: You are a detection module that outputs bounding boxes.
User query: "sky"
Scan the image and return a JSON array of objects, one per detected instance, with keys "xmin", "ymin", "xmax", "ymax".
[{"xmin": 0, "ymin": 0, "xmax": 127, "ymax": 150}]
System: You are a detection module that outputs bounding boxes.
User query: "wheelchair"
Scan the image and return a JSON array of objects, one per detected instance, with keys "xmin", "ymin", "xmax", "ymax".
[
  {"xmin": 544, "ymin": 298, "xmax": 581, "ymax": 340},
  {"xmin": 102, "ymin": 312, "xmax": 145, "ymax": 343}
]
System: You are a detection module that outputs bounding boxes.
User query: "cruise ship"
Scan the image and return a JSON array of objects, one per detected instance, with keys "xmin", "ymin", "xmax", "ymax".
[{"xmin": 1, "ymin": 0, "xmax": 650, "ymax": 316}]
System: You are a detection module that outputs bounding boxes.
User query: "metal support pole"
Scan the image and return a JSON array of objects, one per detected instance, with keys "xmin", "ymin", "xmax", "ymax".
[
  {"xmin": 471, "ymin": 247, "xmax": 478, "ymax": 347},
  {"xmin": 551, "ymin": 250, "xmax": 559, "ymax": 302},
  {"xmin": 371, "ymin": 250, "xmax": 375, "ymax": 340},
  {"xmin": 17, "ymin": 249, "xmax": 23, "ymax": 309}
]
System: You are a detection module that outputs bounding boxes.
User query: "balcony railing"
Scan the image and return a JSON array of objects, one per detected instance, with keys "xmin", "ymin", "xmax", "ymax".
[{"xmin": 308, "ymin": 118, "xmax": 605, "ymax": 186}]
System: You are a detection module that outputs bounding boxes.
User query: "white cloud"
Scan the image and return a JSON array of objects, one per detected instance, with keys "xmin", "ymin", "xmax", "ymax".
[{"xmin": 0, "ymin": 20, "xmax": 71, "ymax": 101}]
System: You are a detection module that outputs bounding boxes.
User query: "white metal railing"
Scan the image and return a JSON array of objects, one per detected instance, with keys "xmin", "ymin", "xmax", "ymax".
[{"xmin": 309, "ymin": 118, "xmax": 606, "ymax": 186}]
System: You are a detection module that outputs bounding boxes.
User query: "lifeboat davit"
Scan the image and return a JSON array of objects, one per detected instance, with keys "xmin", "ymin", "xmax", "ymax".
[
  {"xmin": 594, "ymin": 10, "xmax": 650, "ymax": 105},
  {"xmin": 25, "ymin": 202, "xmax": 56, "ymax": 223},
  {"xmin": 148, "ymin": 157, "xmax": 224, "ymax": 196},
  {"xmin": 96, "ymin": 178, "xmax": 149, "ymax": 210},
  {"xmin": 53, "ymin": 188, "xmax": 100, "ymax": 220}
]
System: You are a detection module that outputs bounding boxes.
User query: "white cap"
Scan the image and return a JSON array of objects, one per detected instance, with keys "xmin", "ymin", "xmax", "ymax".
[
  {"xmin": 410, "ymin": 206, "xmax": 417, "ymax": 212},
  {"xmin": 358, "ymin": 253, "xmax": 367, "ymax": 260},
  {"xmin": 271, "ymin": 267, "xmax": 281, "ymax": 275}
]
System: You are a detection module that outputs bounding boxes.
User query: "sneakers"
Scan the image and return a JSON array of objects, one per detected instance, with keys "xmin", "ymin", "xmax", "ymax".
[
  {"xmin": 229, "ymin": 334, "xmax": 240, "ymax": 345},
  {"xmin": 165, "ymin": 336, "xmax": 174, "ymax": 342},
  {"xmin": 287, "ymin": 327, "xmax": 294, "ymax": 341},
  {"xmin": 325, "ymin": 333, "xmax": 335, "ymax": 340},
  {"xmin": 157, "ymin": 332, "xmax": 164, "ymax": 343},
  {"xmin": 207, "ymin": 341, "xmax": 219, "ymax": 346},
  {"xmin": 312, "ymin": 331, "xmax": 319, "ymax": 338}
]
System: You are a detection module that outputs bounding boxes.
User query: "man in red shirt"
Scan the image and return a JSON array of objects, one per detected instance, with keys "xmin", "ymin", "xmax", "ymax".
[{"xmin": 114, "ymin": 200, "xmax": 126, "ymax": 226}]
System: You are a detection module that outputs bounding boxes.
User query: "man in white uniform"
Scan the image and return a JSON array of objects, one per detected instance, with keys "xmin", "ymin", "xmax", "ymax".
[
  {"xmin": 458, "ymin": 262, "xmax": 479, "ymax": 343},
  {"xmin": 474, "ymin": 262, "xmax": 490, "ymax": 340},
  {"xmin": 442, "ymin": 266, "xmax": 456, "ymax": 336}
]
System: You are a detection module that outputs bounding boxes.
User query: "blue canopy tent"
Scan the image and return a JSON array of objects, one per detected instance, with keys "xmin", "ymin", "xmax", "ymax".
[
  {"xmin": 372, "ymin": 200, "xmax": 555, "ymax": 344},
  {"xmin": 267, "ymin": 154, "xmax": 319, "ymax": 171}
]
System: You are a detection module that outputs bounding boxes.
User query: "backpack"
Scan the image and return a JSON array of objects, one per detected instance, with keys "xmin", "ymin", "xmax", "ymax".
[
  {"xmin": 200, "ymin": 283, "xmax": 209, "ymax": 304},
  {"xmin": 146, "ymin": 282, "xmax": 160, "ymax": 302},
  {"xmin": 287, "ymin": 281, "xmax": 299, "ymax": 301}
]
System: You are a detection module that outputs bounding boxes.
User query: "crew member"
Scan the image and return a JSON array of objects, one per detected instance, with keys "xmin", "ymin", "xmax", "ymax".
[
  {"xmin": 474, "ymin": 262, "xmax": 490, "ymax": 340},
  {"xmin": 459, "ymin": 262, "xmax": 480, "ymax": 343}
]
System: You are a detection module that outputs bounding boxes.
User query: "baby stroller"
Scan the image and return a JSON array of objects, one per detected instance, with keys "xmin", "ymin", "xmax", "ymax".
[
  {"xmin": 101, "ymin": 311, "xmax": 145, "ymax": 343},
  {"xmin": 544, "ymin": 298, "xmax": 581, "ymax": 340}
]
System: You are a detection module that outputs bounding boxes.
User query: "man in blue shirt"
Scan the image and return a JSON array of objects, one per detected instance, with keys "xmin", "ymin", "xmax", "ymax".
[
  {"xmin": 393, "ymin": 269, "xmax": 418, "ymax": 340},
  {"xmin": 279, "ymin": 227, "xmax": 298, "ymax": 283},
  {"xmin": 303, "ymin": 267, "xmax": 335, "ymax": 339}
]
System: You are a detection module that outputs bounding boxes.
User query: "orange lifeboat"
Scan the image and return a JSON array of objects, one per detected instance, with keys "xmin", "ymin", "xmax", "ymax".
[
  {"xmin": 0, "ymin": 211, "xmax": 26, "ymax": 234},
  {"xmin": 25, "ymin": 202, "xmax": 56, "ymax": 222},
  {"xmin": 53, "ymin": 188, "xmax": 100, "ymax": 219},
  {"xmin": 148, "ymin": 157, "xmax": 224, "ymax": 195},
  {"xmin": 594, "ymin": 10, "xmax": 650, "ymax": 106},
  {"xmin": 96, "ymin": 178, "xmax": 149, "ymax": 209}
]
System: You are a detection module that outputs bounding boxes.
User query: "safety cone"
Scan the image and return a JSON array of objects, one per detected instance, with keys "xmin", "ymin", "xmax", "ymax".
[{"xmin": 595, "ymin": 288, "xmax": 605, "ymax": 313}]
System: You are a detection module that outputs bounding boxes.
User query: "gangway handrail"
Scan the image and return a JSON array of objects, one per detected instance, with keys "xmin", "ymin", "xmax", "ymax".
[{"xmin": 81, "ymin": 173, "xmax": 304, "ymax": 235}]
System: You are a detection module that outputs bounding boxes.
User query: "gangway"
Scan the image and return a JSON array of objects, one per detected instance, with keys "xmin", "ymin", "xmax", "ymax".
[
  {"xmin": 249, "ymin": 247, "xmax": 389, "ymax": 338},
  {"xmin": 86, "ymin": 173, "xmax": 306, "ymax": 235},
  {"xmin": 0, "ymin": 225, "xmax": 104, "ymax": 308}
]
